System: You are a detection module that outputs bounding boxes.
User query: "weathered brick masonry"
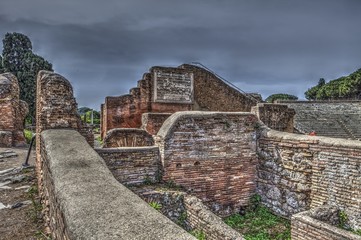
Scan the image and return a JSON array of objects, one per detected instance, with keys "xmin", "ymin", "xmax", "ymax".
[
  {"xmin": 97, "ymin": 147, "xmax": 161, "ymax": 185},
  {"xmin": 155, "ymin": 111, "xmax": 259, "ymax": 216},
  {"xmin": 101, "ymin": 64, "xmax": 258, "ymax": 138},
  {"xmin": 0, "ymin": 72, "xmax": 28, "ymax": 147},
  {"xmin": 141, "ymin": 113, "xmax": 172, "ymax": 135},
  {"xmin": 258, "ymin": 129, "xmax": 361, "ymax": 230},
  {"xmin": 251, "ymin": 103, "xmax": 295, "ymax": 132}
]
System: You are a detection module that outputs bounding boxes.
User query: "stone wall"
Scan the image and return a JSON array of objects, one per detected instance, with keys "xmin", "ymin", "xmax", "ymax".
[
  {"xmin": 141, "ymin": 113, "xmax": 172, "ymax": 135},
  {"xmin": 101, "ymin": 64, "xmax": 259, "ymax": 139},
  {"xmin": 132, "ymin": 187, "xmax": 244, "ymax": 240},
  {"xmin": 184, "ymin": 195, "xmax": 244, "ymax": 240},
  {"xmin": 258, "ymin": 129, "xmax": 361, "ymax": 229},
  {"xmin": 155, "ymin": 111, "xmax": 259, "ymax": 216},
  {"xmin": 0, "ymin": 73, "xmax": 28, "ymax": 147},
  {"xmin": 291, "ymin": 206, "xmax": 361, "ymax": 240},
  {"xmin": 97, "ymin": 147, "xmax": 161, "ymax": 185},
  {"xmin": 40, "ymin": 129, "xmax": 195, "ymax": 240},
  {"xmin": 102, "ymin": 128, "xmax": 154, "ymax": 148},
  {"xmin": 251, "ymin": 103, "xmax": 295, "ymax": 132}
]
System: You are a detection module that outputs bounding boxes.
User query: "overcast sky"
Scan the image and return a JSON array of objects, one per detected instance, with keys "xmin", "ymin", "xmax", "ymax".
[{"xmin": 1, "ymin": 0, "xmax": 361, "ymax": 110}]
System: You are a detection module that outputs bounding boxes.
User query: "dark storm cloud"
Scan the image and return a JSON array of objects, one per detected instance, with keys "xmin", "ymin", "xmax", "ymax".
[{"xmin": 1, "ymin": 0, "xmax": 361, "ymax": 108}]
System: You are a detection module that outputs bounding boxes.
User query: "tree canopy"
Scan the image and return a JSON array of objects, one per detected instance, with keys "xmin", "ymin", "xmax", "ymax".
[
  {"xmin": 305, "ymin": 69, "xmax": 361, "ymax": 100},
  {"xmin": 265, "ymin": 93, "xmax": 298, "ymax": 103},
  {"xmin": 1, "ymin": 32, "xmax": 53, "ymax": 120}
]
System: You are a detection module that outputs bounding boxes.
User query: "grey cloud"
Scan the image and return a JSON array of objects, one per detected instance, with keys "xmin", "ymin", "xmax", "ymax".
[{"xmin": 1, "ymin": 0, "xmax": 361, "ymax": 109}]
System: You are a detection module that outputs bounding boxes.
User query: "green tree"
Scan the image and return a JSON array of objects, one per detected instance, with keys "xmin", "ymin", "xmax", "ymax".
[
  {"xmin": 0, "ymin": 55, "xmax": 4, "ymax": 74},
  {"xmin": 305, "ymin": 69, "xmax": 361, "ymax": 100},
  {"xmin": 265, "ymin": 93, "xmax": 298, "ymax": 103},
  {"xmin": 1, "ymin": 32, "xmax": 53, "ymax": 120}
]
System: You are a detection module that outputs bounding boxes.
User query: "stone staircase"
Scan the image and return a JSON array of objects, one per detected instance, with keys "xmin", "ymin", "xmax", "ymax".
[{"xmin": 281, "ymin": 101, "xmax": 361, "ymax": 140}]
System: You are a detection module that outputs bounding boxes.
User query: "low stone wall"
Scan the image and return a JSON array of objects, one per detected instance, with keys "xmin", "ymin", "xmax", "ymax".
[
  {"xmin": 41, "ymin": 129, "xmax": 194, "ymax": 240},
  {"xmin": 291, "ymin": 207, "xmax": 361, "ymax": 240},
  {"xmin": 258, "ymin": 129, "xmax": 361, "ymax": 229},
  {"xmin": 184, "ymin": 195, "xmax": 244, "ymax": 240},
  {"xmin": 97, "ymin": 146, "xmax": 161, "ymax": 185},
  {"xmin": 156, "ymin": 111, "xmax": 258, "ymax": 216},
  {"xmin": 141, "ymin": 113, "xmax": 172, "ymax": 135},
  {"xmin": 102, "ymin": 128, "xmax": 154, "ymax": 148}
]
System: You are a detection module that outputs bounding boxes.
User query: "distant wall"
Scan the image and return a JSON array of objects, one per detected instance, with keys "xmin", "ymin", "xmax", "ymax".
[
  {"xmin": 258, "ymin": 129, "xmax": 361, "ymax": 229},
  {"xmin": 156, "ymin": 111, "xmax": 259, "ymax": 216},
  {"xmin": 102, "ymin": 128, "xmax": 154, "ymax": 148},
  {"xmin": 97, "ymin": 146, "xmax": 161, "ymax": 185},
  {"xmin": 101, "ymin": 64, "xmax": 259, "ymax": 138},
  {"xmin": 251, "ymin": 103, "xmax": 295, "ymax": 132}
]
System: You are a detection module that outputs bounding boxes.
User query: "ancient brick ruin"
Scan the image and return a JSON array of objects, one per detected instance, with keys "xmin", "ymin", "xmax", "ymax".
[
  {"xmin": 101, "ymin": 64, "xmax": 258, "ymax": 138},
  {"xmin": 31, "ymin": 66, "xmax": 361, "ymax": 239},
  {"xmin": 0, "ymin": 73, "xmax": 28, "ymax": 147}
]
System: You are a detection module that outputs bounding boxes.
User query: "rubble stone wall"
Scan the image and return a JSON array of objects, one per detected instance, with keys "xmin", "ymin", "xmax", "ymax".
[
  {"xmin": 156, "ymin": 111, "xmax": 259, "ymax": 216},
  {"xmin": 258, "ymin": 129, "xmax": 361, "ymax": 229}
]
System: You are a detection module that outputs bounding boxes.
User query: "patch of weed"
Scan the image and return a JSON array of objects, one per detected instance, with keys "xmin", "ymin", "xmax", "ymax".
[
  {"xmin": 189, "ymin": 229, "xmax": 206, "ymax": 240},
  {"xmin": 224, "ymin": 195, "xmax": 290, "ymax": 240},
  {"xmin": 149, "ymin": 201, "xmax": 162, "ymax": 211}
]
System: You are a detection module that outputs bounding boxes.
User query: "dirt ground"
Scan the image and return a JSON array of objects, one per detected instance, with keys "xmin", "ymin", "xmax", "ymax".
[{"xmin": 0, "ymin": 146, "xmax": 47, "ymax": 240}]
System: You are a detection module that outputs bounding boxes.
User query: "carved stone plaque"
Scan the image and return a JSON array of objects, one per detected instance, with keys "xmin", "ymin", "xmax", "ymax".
[{"xmin": 153, "ymin": 70, "xmax": 193, "ymax": 103}]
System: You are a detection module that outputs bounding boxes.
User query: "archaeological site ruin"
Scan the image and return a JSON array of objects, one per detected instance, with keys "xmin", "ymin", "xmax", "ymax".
[
  {"xmin": 6, "ymin": 63, "xmax": 360, "ymax": 239},
  {"xmin": 0, "ymin": 73, "xmax": 29, "ymax": 147}
]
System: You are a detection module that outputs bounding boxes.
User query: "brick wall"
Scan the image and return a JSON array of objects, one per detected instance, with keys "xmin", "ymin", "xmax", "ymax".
[
  {"xmin": 251, "ymin": 103, "xmax": 295, "ymax": 132},
  {"xmin": 97, "ymin": 147, "xmax": 161, "ymax": 185},
  {"xmin": 141, "ymin": 113, "xmax": 172, "ymax": 135},
  {"xmin": 155, "ymin": 111, "xmax": 258, "ymax": 216},
  {"xmin": 102, "ymin": 128, "xmax": 154, "ymax": 148},
  {"xmin": 101, "ymin": 64, "xmax": 259, "ymax": 138},
  {"xmin": 0, "ymin": 73, "xmax": 28, "ymax": 146},
  {"xmin": 258, "ymin": 129, "xmax": 361, "ymax": 229}
]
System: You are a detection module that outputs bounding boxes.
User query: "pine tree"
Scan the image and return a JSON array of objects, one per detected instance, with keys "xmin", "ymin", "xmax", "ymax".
[{"xmin": 1, "ymin": 32, "xmax": 53, "ymax": 120}]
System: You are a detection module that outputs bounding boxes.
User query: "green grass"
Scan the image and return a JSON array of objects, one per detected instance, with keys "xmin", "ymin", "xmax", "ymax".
[
  {"xmin": 189, "ymin": 229, "xmax": 206, "ymax": 240},
  {"xmin": 224, "ymin": 196, "xmax": 291, "ymax": 240}
]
